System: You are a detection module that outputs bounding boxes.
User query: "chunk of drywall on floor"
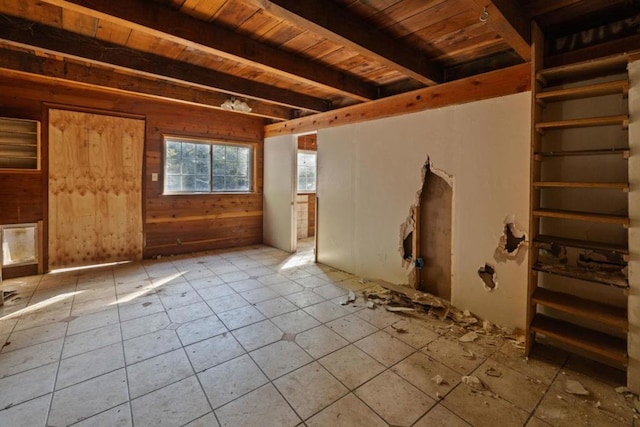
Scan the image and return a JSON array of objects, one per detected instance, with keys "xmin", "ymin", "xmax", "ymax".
[
  {"xmin": 625, "ymin": 59, "xmax": 640, "ymax": 393},
  {"xmin": 315, "ymin": 91, "xmax": 530, "ymax": 329},
  {"xmin": 494, "ymin": 214, "xmax": 528, "ymax": 265}
]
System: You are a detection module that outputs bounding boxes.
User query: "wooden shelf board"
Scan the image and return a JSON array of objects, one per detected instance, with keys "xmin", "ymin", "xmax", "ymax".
[
  {"xmin": 537, "ymin": 54, "xmax": 629, "ymax": 83},
  {"xmin": 537, "ymin": 80, "xmax": 628, "ymax": 103},
  {"xmin": 531, "ymin": 314, "xmax": 627, "ymax": 365},
  {"xmin": 0, "ymin": 155, "xmax": 39, "ymax": 160},
  {"xmin": 536, "ymin": 115, "xmax": 628, "ymax": 131},
  {"xmin": 532, "ymin": 288, "xmax": 627, "ymax": 330},
  {"xmin": 533, "ymin": 234, "xmax": 628, "ymax": 254},
  {"xmin": 533, "ymin": 209, "xmax": 629, "ymax": 225},
  {"xmin": 0, "ymin": 143, "xmax": 38, "ymax": 148},
  {"xmin": 534, "ymin": 148, "xmax": 629, "ymax": 159},
  {"xmin": 533, "ymin": 181, "xmax": 628, "ymax": 190},
  {"xmin": 532, "ymin": 263, "xmax": 628, "ymax": 288},
  {"xmin": 0, "ymin": 130, "xmax": 38, "ymax": 135}
]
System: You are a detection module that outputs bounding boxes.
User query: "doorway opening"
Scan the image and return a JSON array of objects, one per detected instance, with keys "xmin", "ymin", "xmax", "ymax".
[{"xmin": 295, "ymin": 133, "xmax": 317, "ymax": 258}]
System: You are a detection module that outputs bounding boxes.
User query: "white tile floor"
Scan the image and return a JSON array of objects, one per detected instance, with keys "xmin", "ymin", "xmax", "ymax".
[{"xmin": 0, "ymin": 240, "xmax": 637, "ymax": 426}]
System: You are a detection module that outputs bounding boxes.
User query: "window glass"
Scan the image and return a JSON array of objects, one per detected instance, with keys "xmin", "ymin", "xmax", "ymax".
[
  {"xmin": 297, "ymin": 151, "xmax": 316, "ymax": 192},
  {"xmin": 164, "ymin": 137, "xmax": 252, "ymax": 193}
]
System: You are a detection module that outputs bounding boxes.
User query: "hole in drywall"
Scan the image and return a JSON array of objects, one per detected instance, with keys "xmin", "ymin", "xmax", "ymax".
[
  {"xmin": 478, "ymin": 263, "xmax": 497, "ymax": 291},
  {"xmin": 399, "ymin": 158, "xmax": 453, "ymax": 300},
  {"xmin": 504, "ymin": 223, "xmax": 525, "ymax": 254},
  {"xmin": 494, "ymin": 214, "xmax": 528, "ymax": 265},
  {"xmin": 402, "ymin": 231, "xmax": 413, "ymax": 261}
]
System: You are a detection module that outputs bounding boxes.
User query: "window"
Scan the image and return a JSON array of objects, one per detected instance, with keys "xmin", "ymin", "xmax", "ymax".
[
  {"xmin": 297, "ymin": 151, "xmax": 316, "ymax": 192},
  {"xmin": 164, "ymin": 137, "xmax": 252, "ymax": 193}
]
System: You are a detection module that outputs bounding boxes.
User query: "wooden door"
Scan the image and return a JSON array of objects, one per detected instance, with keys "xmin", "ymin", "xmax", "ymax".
[{"xmin": 48, "ymin": 109, "xmax": 145, "ymax": 269}]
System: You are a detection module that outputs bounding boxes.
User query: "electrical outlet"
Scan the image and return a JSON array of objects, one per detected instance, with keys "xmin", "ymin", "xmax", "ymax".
[{"xmin": 152, "ymin": 173, "xmax": 158, "ymax": 182}]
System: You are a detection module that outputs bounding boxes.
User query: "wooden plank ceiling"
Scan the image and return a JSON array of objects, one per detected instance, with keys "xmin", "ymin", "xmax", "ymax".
[{"xmin": 0, "ymin": 0, "xmax": 637, "ymax": 122}]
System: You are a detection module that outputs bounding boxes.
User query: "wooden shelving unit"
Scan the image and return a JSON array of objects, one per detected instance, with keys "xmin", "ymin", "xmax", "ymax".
[
  {"xmin": 0, "ymin": 117, "xmax": 41, "ymax": 170},
  {"xmin": 526, "ymin": 25, "xmax": 630, "ymax": 369}
]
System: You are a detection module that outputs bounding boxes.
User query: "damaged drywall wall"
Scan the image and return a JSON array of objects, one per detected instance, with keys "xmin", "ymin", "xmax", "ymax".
[
  {"xmin": 494, "ymin": 214, "xmax": 528, "ymax": 265},
  {"xmin": 317, "ymin": 91, "xmax": 530, "ymax": 330},
  {"xmin": 399, "ymin": 158, "xmax": 453, "ymax": 296},
  {"xmin": 478, "ymin": 263, "xmax": 498, "ymax": 291},
  {"xmin": 399, "ymin": 160, "xmax": 429, "ymax": 270}
]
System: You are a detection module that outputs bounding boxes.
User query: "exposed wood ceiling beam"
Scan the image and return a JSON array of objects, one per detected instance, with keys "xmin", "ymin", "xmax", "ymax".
[
  {"xmin": 40, "ymin": 0, "xmax": 378, "ymax": 101},
  {"xmin": 265, "ymin": 63, "xmax": 531, "ymax": 137},
  {"xmin": 242, "ymin": 0, "xmax": 443, "ymax": 86},
  {"xmin": 0, "ymin": 15, "xmax": 329, "ymax": 112},
  {"xmin": 468, "ymin": 0, "xmax": 531, "ymax": 61},
  {"xmin": 0, "ymin": 47, "xmax": 294, "ymax": 121}
]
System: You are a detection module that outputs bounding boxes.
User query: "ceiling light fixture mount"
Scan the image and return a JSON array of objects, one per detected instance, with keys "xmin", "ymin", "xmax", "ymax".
[
  {"xmin": 479, "ymin": 6, "xmax": 489, "ymax": 23},
  {"xmin": 220, "ymin": 97, "xmax": 252, "ymax": 113}
]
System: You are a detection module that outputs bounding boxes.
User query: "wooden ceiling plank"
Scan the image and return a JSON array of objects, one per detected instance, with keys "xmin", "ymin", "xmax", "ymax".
[
  {"xmin": 40, "ymin": 0, "xmax": 377, "ymax": 101},
  {"xmin": 0, "ymin": 47, "xmax": 293, "ymax": 120},
  {"xmin": 0, "ymin": 15, "xmax": 329, "ymax": 112},
  {"xmin": 243, "ymin": 0, "xmax": 443, "ymax": 85},
  {"xmin": 429, "ymin": 20, "xmax": 494, "ymax": 50},
  {"xmin": 401, "ymin": 10, "xmax": 479, "ymax": 49},
  {"xmin": 265, "ymin": 62, "xmax": 531, "ymax": 137},
  {"xmin": 467, "ymin": 0, "xmax": 531, "ymax": 61},
  {"xmin": 377, "ymin": 0, "xmax": 452, "ymax": 32},
  {"xmin": 342, "ymin": 0, "xmax": 403, "ymax": 19},
  {"xmin": 434, "ymin": 33, "xmax": 504, "ymax": 65},
  {"xmin": 528, "ymin": 0, "xmax": 583, "ymax": 17}
]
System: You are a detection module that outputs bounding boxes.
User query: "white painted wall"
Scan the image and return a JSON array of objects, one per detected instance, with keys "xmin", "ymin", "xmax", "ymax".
[
  {"xmin": 316, "ymin": 126, "xmax": 357, "ymax": 274},
  {"xmin": 627, "ymin": 60, "xmax": 640, "ymax": 392},
  {"xmin": 317, "ymin": 92, "xmax": 531, "ymax": 329}
]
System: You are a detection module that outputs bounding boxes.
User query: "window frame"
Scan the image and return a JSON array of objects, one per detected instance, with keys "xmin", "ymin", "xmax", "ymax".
[
  {"xmin": 297, "ymin": 150, "xmax": 317, "ymax": 194},
  {"xmin": 163, "ymin": 135, "xmax": 256, "ymax": 195}
]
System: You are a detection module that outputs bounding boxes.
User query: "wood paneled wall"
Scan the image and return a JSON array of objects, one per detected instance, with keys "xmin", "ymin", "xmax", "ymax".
[
  {"xmin": 0, "ymin": 171, "xmax": 42, "ymax": 225},
  {"xmin": 298, "ymin": 134, "xmax": 317, "ymax": 151},
  {"xmin": 0, "ymin": 72, "xmax": 265, "ymax": 268},
  {"xmin": 308, "ymin": 195, "xmax": 316, "ymax": 237}
]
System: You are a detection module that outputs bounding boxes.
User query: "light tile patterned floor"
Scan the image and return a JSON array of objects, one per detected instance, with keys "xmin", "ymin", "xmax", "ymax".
[{"xmin": 0, "ymin": 240, "xmax": 637, "ymax": 426}]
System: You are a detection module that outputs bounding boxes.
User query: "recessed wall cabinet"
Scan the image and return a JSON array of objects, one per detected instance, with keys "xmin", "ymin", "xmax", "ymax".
[
  {"xmin": 527, "ymin": 25, "xmax": 630, "ymax": 370},
  {"xmin": 0, "ymin": 117, "xmax": 41, "ymax": 170}
]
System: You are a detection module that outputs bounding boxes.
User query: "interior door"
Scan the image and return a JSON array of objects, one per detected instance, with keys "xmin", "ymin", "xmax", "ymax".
[
  {"xmin": 263, "ymin": 134, "xmax": 296, "ymax": 252},
  {"xmin": 48, "ymin": 109, "xmax": 145, "ymax": 269}
]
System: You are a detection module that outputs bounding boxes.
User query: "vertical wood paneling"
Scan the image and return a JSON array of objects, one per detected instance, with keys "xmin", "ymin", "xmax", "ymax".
[
  {"xmin": 48, "ymin": 109, "xmax": 144, "ymax": 268},
  {"xmin": 308, "ymin": 194, "xmax": 316, "ymax": 236}
]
